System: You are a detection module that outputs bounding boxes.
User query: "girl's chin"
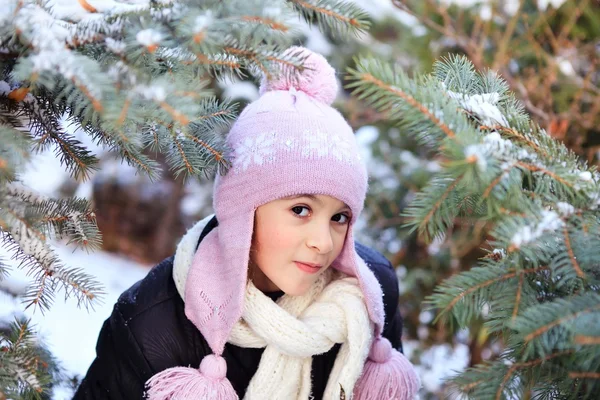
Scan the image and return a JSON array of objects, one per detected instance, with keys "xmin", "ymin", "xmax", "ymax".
[
  {"xmin": 278, "ymin": 279, "xmax": 315, "ymax": 297},
  {"xmin": 282, "ymin": 287, "xmax": 309, "ymax": 297}
]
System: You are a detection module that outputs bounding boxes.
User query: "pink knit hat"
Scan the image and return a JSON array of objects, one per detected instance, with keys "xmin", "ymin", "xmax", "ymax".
[{"xmin": 146, "ymin": 47, "xmax": 419, "ymax": 399}]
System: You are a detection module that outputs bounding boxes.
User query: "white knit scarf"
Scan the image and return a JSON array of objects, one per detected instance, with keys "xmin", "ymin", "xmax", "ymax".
[{"xmin": 173, "ymin": 216, "xmax": 374, "ymax": 399}]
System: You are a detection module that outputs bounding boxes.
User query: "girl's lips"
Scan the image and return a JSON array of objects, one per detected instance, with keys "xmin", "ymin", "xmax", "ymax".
[{"xmin": 294, "ymin": 261, "xmax": 322, "ymax": 274}]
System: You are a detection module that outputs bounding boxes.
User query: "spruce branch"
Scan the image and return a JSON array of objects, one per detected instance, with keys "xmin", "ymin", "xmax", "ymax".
[
  {"xmin": 170, "ymin": 130, "xmax": 194, "ymax": 175},
  {"xmin": 515, "ymin": 161, "xmax": 573, "ymax": 190},
  {"xmin": 563, "ymin": 226, "xmax": 586, "ymax": 279},
  {"xmin": 480, "ymin": 125, "xmax": 550, "ymax": 159},
  {"xmin": 482, "ymin": 162, "xmax": 517, "ymax": 200},
  {"xmin": 223, "ymin": 42, "xmax": 307, "ymax": 81},
  {"xmin": 287, "ymin": 0, "xmax": 370, "ymax": 37},
  {"xmin": 574, "ymin": 335, "xmax": 600, "ymax": 346},
  {"xmin": 347, "ymin": 59, "xmax": 463, "ymax": 143},
  {"xmin": 0, "ymin": 124, "xmax": 32, "ymax": 184},
  {"xmin": 402, "ymin": 175, "xmax": 463, "ymax": 242},
  {"xmin": 512, "ymin": 272, "xmax": 525, "ymax": 321},
  {"xmin": 0, "ymin": 256, "xmax": 8, "ymax": 281},
  {"xmin": 513, "ymin": 293, "xmax": 600, "ymax": 358},
  {"xmin": 14, "ymin": 95, "xmax": 100, "ymax": 181},
  {"xmin": 495, "ymin": 350, "xmax": 575, "ymax": 400},
  {"xmin": 4, "ymin": 183, "xmax": 101, "ymax": 250},
  {"xmin": 192, "ymin": 97, "xmax": 238, "ymax": 129},
  {"xmin": 0, "ymin": 318, "xmax": 57, "ymax": 398},
  {"xmin": 240, "ymin": 16, "xmax": 290, "ymax": 32},
  {"xmin": 427, "ymin": 265, "xmax": 549, "ymax": 327},
  {"xmin": 569, "ymin": 371, "xmax": 600, "ymax": 379},
  {"xmin": 0, "ymin": 225, "xmax": 102, "ymax": 313},
  {"xmin": 117, "ymin": 147, "xmax": 162, "ymax": 182},
  {"xmin": 447, "ymin": 349, "xmax": 578, "ymax": 400},
  {"xmin": 0, "ymin": 184, "xmax": 104, "ymax": 313},
  {"xmin": 181, "ymin": 131, "xmax": 231, "ymax": 174}
]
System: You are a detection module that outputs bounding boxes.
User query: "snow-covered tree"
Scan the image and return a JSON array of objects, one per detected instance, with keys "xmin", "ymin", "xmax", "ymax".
[
  {"xmin": 348, "ymin": 54, "xmax": 600, "ymax": 399},
  {"xmin": 337, "ymin": 2, "xmax": 600, "ymax": 397},
  {"xmin": 0, "ymin": 0, "xmax": 369, "ymax": 397}
]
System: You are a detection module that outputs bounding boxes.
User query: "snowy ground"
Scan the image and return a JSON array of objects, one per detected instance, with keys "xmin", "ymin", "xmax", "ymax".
[{"xmin": 0, "ymin": 242, "xmax": 150, "ymax": 399}]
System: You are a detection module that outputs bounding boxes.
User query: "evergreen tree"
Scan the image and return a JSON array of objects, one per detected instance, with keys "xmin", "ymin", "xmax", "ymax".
[
  {"xmin": 0, "ymin": 0, "xmax": 369, "ymax": 397},
  {"xmin": 348, "ymin": 55, "xmax": 600, "ymax": 399},
  {"xmin": 337, "ymin": 2, "xmax": 600, "ymax": 396}
]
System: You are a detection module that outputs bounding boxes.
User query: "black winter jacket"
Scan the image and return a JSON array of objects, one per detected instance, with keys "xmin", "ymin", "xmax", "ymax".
[{"xmin": 74, "ymin": 216, "xmax": 403, "ymax": 399}]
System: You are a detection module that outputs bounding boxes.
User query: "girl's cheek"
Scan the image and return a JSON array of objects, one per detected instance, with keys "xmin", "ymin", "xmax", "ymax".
[{"xmin": 269, "ymin": 226, "xmax": 291, "ymax": 247}]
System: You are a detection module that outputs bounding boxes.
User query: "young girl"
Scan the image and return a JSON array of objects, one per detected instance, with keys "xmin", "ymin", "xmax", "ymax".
[{"xmin": 74, "ymin": 47, "xmax": 420, "ymax": 400}]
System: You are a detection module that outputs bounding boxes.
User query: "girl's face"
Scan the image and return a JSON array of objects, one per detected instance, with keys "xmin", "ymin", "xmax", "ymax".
[{"xmin": 249, "ymin": 194, "xmax": 352, "ymax": 296}]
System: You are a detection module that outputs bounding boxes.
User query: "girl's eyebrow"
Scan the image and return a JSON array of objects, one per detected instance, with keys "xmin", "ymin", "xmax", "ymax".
[
  {"xmin": 285, "ymin": 194, "xmax": 322, "ymax": 204},
  {"xmin": 284, "ymin": 194, "xmax": 351, "ymax": 212}
]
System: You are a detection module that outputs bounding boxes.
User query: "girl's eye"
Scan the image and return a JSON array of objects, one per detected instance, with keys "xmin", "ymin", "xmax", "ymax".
[
  {"xmin": 291, "ymin": 206, "xmax": 310, "ymax": 217},
  {"xmin": 291, "ymin": 207, "xmax": 350, "ymax": 224},
  {"xmin": 332, "ymin": 213, "xmax": 350, "ymax": 224}
]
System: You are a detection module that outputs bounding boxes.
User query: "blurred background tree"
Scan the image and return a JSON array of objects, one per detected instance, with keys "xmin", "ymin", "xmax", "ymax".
[{"xmin": 392, "ymin": 0, "xmax": 600, "ymax": 162}]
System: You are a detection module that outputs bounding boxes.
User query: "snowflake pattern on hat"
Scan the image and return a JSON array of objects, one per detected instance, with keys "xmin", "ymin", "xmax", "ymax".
[
  {"xmin": 302, "ymin": 130, "xmax": 356, "ymax": 164},
  {"xmin": 232, "ymin": 131, "xmax": 276, "ymax": 172},
  {"xmin": 232, "ymin": 129, "xmax": 359, "ymax": 173}
]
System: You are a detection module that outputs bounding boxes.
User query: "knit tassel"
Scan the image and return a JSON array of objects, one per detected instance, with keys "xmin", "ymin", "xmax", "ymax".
[
  {"xmin": 145, "ymin": 354, "xmax": 239, "ymax": 400},
  {"xmin": 353, "ymin": 337, "xmax": 420, "ymax": 400}
]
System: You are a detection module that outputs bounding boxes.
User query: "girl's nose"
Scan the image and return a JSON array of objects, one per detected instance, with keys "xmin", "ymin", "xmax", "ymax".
[{"xmin": 306, "ymin": 222, "xmax": 334, "ymax": 254}]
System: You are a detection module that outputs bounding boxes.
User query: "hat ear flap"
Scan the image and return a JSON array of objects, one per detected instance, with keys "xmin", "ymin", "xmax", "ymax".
[{"xmin": 184, "ymin": 209, "xmax": 254, "ymax": 355}]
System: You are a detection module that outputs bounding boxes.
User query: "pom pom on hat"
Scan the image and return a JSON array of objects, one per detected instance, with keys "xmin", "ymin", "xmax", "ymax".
[
  {"xmin": 258, "ymin": 46, "xmax": 338, "ymax": 105},
  {"xmin": 145, "ymin": 354, "xmax": 238, "ymax": 400},
  {"xmin": 367, "ymin": 334, "xmax": 394, "ymax": 363}
]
